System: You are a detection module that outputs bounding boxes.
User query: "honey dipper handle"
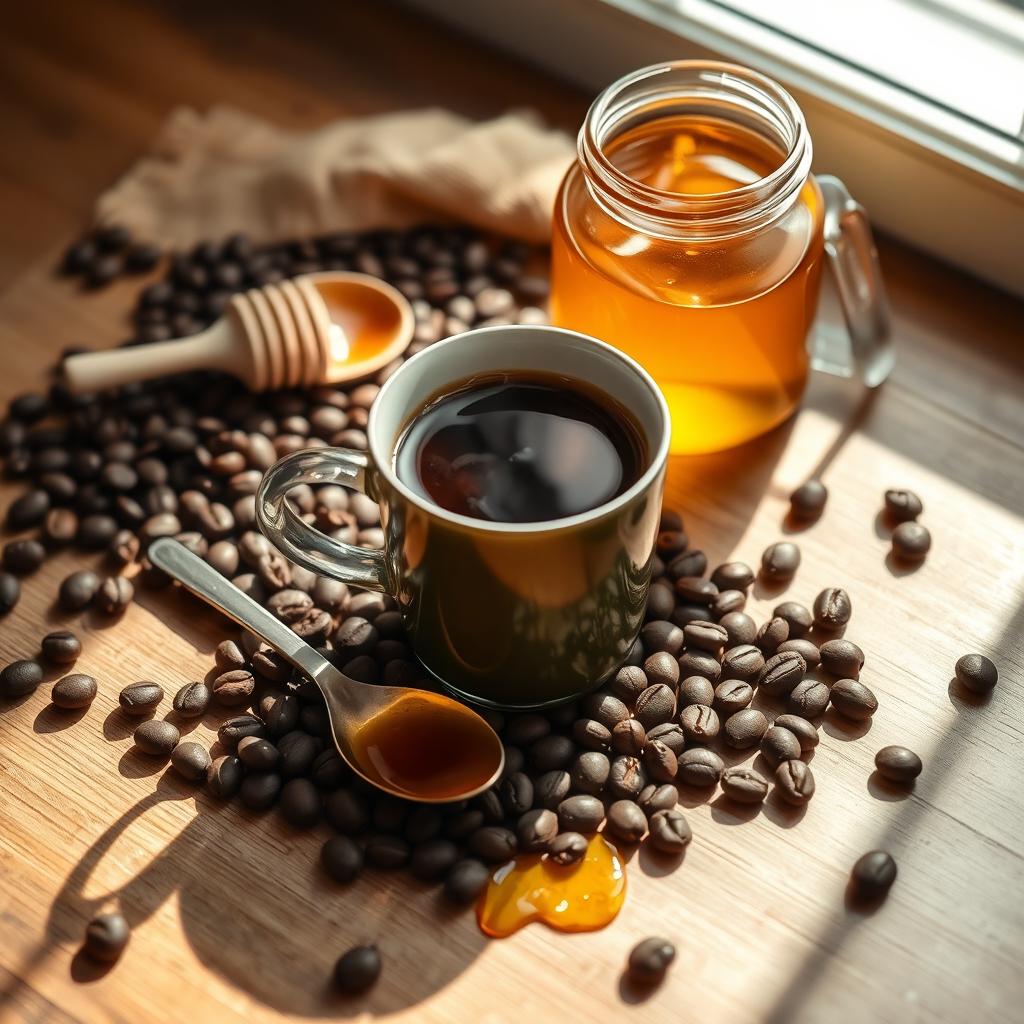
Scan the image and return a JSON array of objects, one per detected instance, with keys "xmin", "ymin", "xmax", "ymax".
[{"xmin": 61, "ymin": 315, "xmax": 247, "ymax": 394}]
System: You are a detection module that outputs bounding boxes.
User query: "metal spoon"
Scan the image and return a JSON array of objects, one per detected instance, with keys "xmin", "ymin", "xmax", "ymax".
[{"xmin": 148, "ymin": 538, "xmax": 504, "ymax": 802}]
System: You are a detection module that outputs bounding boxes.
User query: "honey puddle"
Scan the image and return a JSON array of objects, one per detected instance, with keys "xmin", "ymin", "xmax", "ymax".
[{"xmin": 477, "ymin": 834, "xmax": 626, "ymax": 937}]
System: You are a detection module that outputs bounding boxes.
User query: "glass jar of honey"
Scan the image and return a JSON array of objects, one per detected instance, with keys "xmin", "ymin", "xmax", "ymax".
[{"xmin": 552, "ymin": 61, "xmax": 893, "ymax": 454}]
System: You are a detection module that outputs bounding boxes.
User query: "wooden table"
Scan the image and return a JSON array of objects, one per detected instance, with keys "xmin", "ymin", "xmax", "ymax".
[{"xmin": 1, "ymin": 2, "xmax": 1022, "ymax": 1022}]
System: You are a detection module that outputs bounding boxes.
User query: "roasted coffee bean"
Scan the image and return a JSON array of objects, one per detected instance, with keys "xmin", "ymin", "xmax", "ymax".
[
  {"xmin": 7, "ymin": 489, "xmax": 50, "ymax": 529},
  {"xmin": 499, "ymin": 771, "xmax": 534, "ymax": 814},
  {"xmin": 609, "ymin": 665, "xmax": 648, "ymax": 707},
  {"xmin": 677, "ymin": 650, "xmax": 721, "ymax": 682},
  {"xmin": 334, "ymin": 616, "xmax": 378, "ymax": 659},
  {"xmin": 0, "ymin": 572, "xmax": 20, "ymax": 614},
  {"xmin": 711, "ymin": 589, "xmax": 746, "ymax": 617},
  {"xmin": 469, "ymin": 826, "xmax": 517, "ymax": 862},
  {"xmin": 667, "ymin": 549, "xmax": 707, "ymax": 579},
  {"xmin": 674, "ymin": 576, "xmax": 718, "ymax": 605},
  {"xmin": 829, "ymin": 678, "xmax": 878, "ymax": 721},
  {"xmin": 505, "ymin": 712, "xmax": 550, "ymax": 746},
  {"xmin": 407, "ymin": 837, "xmax": 458, "ymax": 880},
  {"xmin": 713, "ymin": 678, "xmax": 753, "ymax": 716},
  {"xmin": 634, "ymin": 683, "xmax": 677, "ymax": 730},
  {"xmin": 217, "ymin": 714, "xmax": 266, "ymax": 750},
  {"xmin": 789, "ymin": 479, "xmax": 828, "ymax": 520},
  {"xmin": 721, "ymin": 765, "xmax": 769, "ymax": 803},
  {"xmin": 755, "ymin": 616, "xmax": 790, "ymax": 656},
  {"xmin": 777, "ymin": 638, "xmax": 820, "ymax": 669},
  {"xmin": 645, "ymin": 583, "xmax": 675, "ymax": 622},
  {"xmin": 325, "ymin": 788, "xmax": 370, "ymax": 834},
  {"xmin": 321, "ymin": 835, "xmax": 364, "ymax": 883},
  {"xmin": 611, "ymin": 718, "xmax": 646, "ymax": 757},
  {"xmin": 677, "ymin": 747, "xmax": 724, "ymax": 787},
  {"xmin": 134, "ymin": 719, "xmax": 180, "ymax": 757},
  {"xmin": 240, "ymin": 772, "xmax": 283, "ymax": 811},
  {"xmin": 645, "ymin": 721, "xmax": 686, "ymax": 756},
  {"xmin": 50, "ymin": 672, "xmax": 97, "ymax": 709},
  {"xmin": 719, "ymin": 611, "xmax": 757, "ymax": 647},
  {"xmin": 656, "ymin": 529, "xmax": 688, "ymax": 558},
  {"xmin": 279, "ymin": 778, "xmax": 321, "ymax": 828},
  {"xmin": 310, "ymin": 749, "xmax": 348, "ymax": 790},
  {"xmin": 819, "ymin": 639, "xmax": 864, "ymax": 678},
  {"xmin": 684, "ymin": 620, "xmax": 728, "ymax": 653},
  {"xmin": 118, "ymin": 681, "xmax": 163, "ymax": 716},
  {"xmin": 333, "ymin": 944, "xmax": 381, "ymax": 994},
  {"xmin": 533, "ymin": 769, "xmax": 571, "ymax": 809},
  {"xmin": 608, "ymin": 755, "xmax": 647, "ymax": 800},
  {"xmin": 444, "ymin": 859, "xmax": 491, "ymax": 903},
  {"xmin": 206, "ymin": 755, "xmax": 243, "ymax": 799},
  {"xmin": 775, "ymin": 759, "xmax": 815, "ymax": 805},
  {"xmin": 773, "ymin": 714, "xmax": 819, "ymax": 750},
  {"xmin": 721, "ymin": 644, "xmax": 764, "ymax": 682},
  {"xmin": 546, "ymin": 831, "xmax": 587, "ymax": 866},
  {"xmin": 558, "ymin": 794, "xmax": 605, "ymax": 833},
  {"xmin": 954, "ymin": 653, "xmax": 998, "ymax": 694},
  {"xmin": 170, "ymin": 740, "xmax": 211, "ymax": 781},
  {"xmin": 875, "ymin": 745, "xmax": 923, "ymax": 782},
  {"xmin": 500, "ymin": 745, "xmax": 524, "ymax": 779},
  {"xmin": 642, "ymin": 739, "xmax": 678, "ymax": 783},
  {"xmin": 570, "ymin": 752, "xmax": 610, "ymax": 795},
  {"xmin": 529, "ymin": 734, "xmax": 576, "ymax": 772},
  {"xmin": 3, "ymin": 538, "xmax": 45, "ymax": 574},
  {"xmin": 572, "ymin": 718, "xmax": 612, "ymax": 752},
  {"xmin": 637, "ymin": 783, "xmax": 677, "ymax": 818},
  {"xmin": 723, "ymin": 708, "xmax": 769, "ymax": 749},
  {"xmin": 1, "ymin": 658, "xmax": 43, "ymax": 697},
  {"xmin": 850, "ymin": 850, "xmax": 897, "ymax": 903},
  {"xmin": 758, "ymin": 651, "xmax": 806, "ymax": 697},
  {"xmin": 884, "ymin": 489, "xmax": 923, "ymax": 523},
  {"xmin": 84, "ymin": 913, "xmax": 130, "ymax": 963},
  {"xmin": 671, "ymin": 603, "xmax": 711, "ymax": 628},
  {"xmin": 41, "ymin": 629, "xmax": 81, "ymax": 665},
  {"xmin": 773, "ymin": 601, "xmax": 813, "ymax": 639},
  {"xmin": 761, "ymin": 541, "xmax": 800, "ymax": 581},
  {"xmin": 679, "ymin": 704, "xmax": 720, "ymax": 743},
  {"xmin": 212, "ymin": 668, "xmax": 256, "ymax": 706},
  {"xmin": 79, "ymin": 515, "xmax": 119, "ymax": 550},
  {"xmin": 267, "ymin": 588, "xmax": 313, "ymax": 622},
  {"xmin": 761, "ymin": 726, "xmax": 803, "ymax": 765},
  {"xmin": 238, "ymin": 735, "xmax": 280, "ymax": 771},
  {"xmin": 278, "ymin": 730, "xmax": 322, "ymax": 777},
  {"xmin": 679, "ymin": 675, "xmax": 715, "ymax": 707},
  {"xmin": 206, "ymin": 539, "xmax": 240, "ymax": 577},
  {"xmin": 59, "ymin": 569, "xmax": 101, "ymax": 610},
  {"xmin": 251, "ymin": 647, "xmax": 291, "ymax": 683},
  {"xmin": 516, "ymin": 808, "xmax": 559, "ymax": 852},
  {"xmin": 788, "ymin": 678, "xmax": 830, "ymax": 717},
  {"xmin": 642, "ymin": 652, "xmax": 679, "ymax": 690},
  {"xmin": 581, "ymin": 692, "xmax": 630, "ymax": 729},
  {"xmin": 710, "ymin": 561, "xmax": 754, "ymax": 592},
  {"xmin": 108, "ymin": 528, "xmax": 140, "ymax": 566},
  {"xmin": 171, "ymin": 680, "xmax": 211, "ymax": 718},
  {"xmin": 627, "ymin": 937, "xmax": 676, "ymax": 985},
  {"xmin": 641, "ymin": 619, "xmax": 684, "ymax": 656},
  {"xmin": 891, "ymin": 521, "xmax": 931, "ymax": 562},
  {"xmin": 648, "ymin": 809, "xmax": 691, "ymax": 854},
  {"xmin": 94, "ymin": 575, "xmax": 134, "ymax": 614},
  {"xmin": 813, "ymin": 587, "xmax": 852, "ymax": 631},
  {"xmin": 606, "ymin": 799, "xmax": 648, "ymax": 843}
]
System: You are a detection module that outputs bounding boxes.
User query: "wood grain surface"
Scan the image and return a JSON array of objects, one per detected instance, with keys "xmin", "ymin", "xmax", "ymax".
[{"xmin": 1, "ymin": 3, "xmax": 1023, "ymax": 1023}]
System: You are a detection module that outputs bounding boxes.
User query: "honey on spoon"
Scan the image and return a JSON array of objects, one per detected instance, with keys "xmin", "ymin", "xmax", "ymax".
[{"xmin": 61, "ymin": 271, "xmax": 414, "ymax": 395}]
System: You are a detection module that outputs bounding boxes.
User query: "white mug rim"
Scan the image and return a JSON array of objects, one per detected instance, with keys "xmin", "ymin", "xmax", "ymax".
[{"xmin": 367, "ymin": 324, "xmax": 671, "ymax": 535}]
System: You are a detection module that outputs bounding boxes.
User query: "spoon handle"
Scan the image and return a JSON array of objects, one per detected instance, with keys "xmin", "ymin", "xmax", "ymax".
[{"xmin": 147, "ymin": 537, "xmax": 330, "ymax": 683}]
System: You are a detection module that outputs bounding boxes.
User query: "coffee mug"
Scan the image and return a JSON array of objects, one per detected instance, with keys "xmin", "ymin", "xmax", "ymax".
[{"xmin": 256, "ymin": 325, "xmax": 670, "ymax": 709}]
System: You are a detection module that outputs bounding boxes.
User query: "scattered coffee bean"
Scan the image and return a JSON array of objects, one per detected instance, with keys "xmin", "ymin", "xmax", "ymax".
[
  {"xmin": 212, "ymin": 668, "xmax": 256, "ymax": 707},
  {"xmin": 240, "ymin": 772, "xmax": 282, "ymax": 811},
  {"xmin": 59, "ymin": 569, "xmax": 101, "ymax": 611},
  {"xmin": 610, "ymin": 665, "xmax": 648, "ymax": 707},
  {"xmin": 280, "ymin": 778, "xmax": 321, "ymax": 828},
  {"xmin": 721, "ymin": 644, "xmax": 764, "ymax": 683},
  {"xmin": 777, "ymin": 638, "xmax": 820, "ymax": 669},
  {"xmin": 679, "ymin": 675, "xmax": 715, "ymax": 707},
  {"xmin": 627, "ymin": 936, "xmax": 675, "ymax": 986},
  {"xmin": 572, "ymin": 718, "xmax": 612, "ymax": 752},
  {"xmin": 570, "ymin": 752, "xmax": 610, "ymax": 795},
  {"xmin": 83, "ymin": 912, "xmax": 130, "ymax": 963},
  {"xmin": 469, "ymin": 826, "xmax": 517, "ymax": 862},
  {"xmin": 238, "ymin": 735, "xmax": 280, "ymax": 771},
  {"xmin": 321, "ymin": 835, "xmax": 364, "ymax": 884},
  {"xmin": 172, "ymin": 680, "xmax": 211, "ymax": 718},
  {"xmin": 891, "ymin": 521, "xmax": 931, "ymax": 562},
  {"xmin": 788, "ymin": 678, "xmax": 830, "ymax": 717},
  {"xmin": 170, "ymin": 741, "xmax": 210, "ymax": 781},
  {"xmin": 775, "ymin": 760, "xmax": 815, "ymax": 805},
  {"xmin": 720, "ymin": 766, "xmax": 769, "ymax": 804},
  {"xmin": 533, "ymin": 769, "xmax": 571, "ymax": 809},
  {"xmin": 761, "ymin": 541, "xmax": 800, "ymax": 581},
  {"xmin": 0, "ymin": 572, "xmax": 20, "ymax": 613},
  {"xmin": 606, "ymin": 799, "xmax": 648, "ymax": 843},
  {"xmin": 773, "ymin": 714, "xmax": 819, "ymax": 750},
  {"xmin": 850, "ymin": 850, "xmax": 897, "ymax": 903},
  {"xmin": 214, "ymin": 639, "xmax": 247, "ymax": 671},
  {"xmin": 645, "ymin": 721, "xmax": 686, "ymax": 756},
  {"xmin": 648, "ymin": 809, "xmax": 691, "ymax": 854},
  {"xmin": 677, "ymin": 649, "xmax": 721, "ymax": 682},
  {"xmin": 7, "ymin": 489, "xmax": 50, "ymax": 530},
  {"xmin": 789, "ymin": 479, "xmax": 827, "ymax": 520},
  {"xmin": 410, "ymin": 838, "xmax": 459, "ymax": 880},
  {"xmin": 581, "ymin": 692, "xmax": 630, "ymax": 729},
  {"xmin": 642, "ymin": 739, "xmax": 678, "ymax": 783},
  {"xmin": 954, "ymin": 653, "xmax": 998, "ymax": 694},
  {"xmin": 755, "ymin": 616, "xmax": 790, "ymax": 656},
  {"xmin": 41, "ymin": 629, "xmax": 82, "ymax": 665},
  {"xmin": 709, "ymin": 561, "xmax": 754, "ymax": 592},
  {"xmin": 884, "ymin": 489, "xmax": 922, "ymax": 523},
  {"xmin": 758, "ymin": 651, "xmax": 806, "ymax": 697},
  {"xmin": 94, "ymin": 575, "xmax": 134, "ymax": 615},
  {"xmin": 819, "ymin": 638, "xmax": 864, "ymax": 678},
  {"xmin": 548, "ymin": 831, "xmax": 588, "ymax": 865},
  {"xmin": 206, "ymin": 755, "xmax": 243, "ymax": 799},
  {"xmin": 684, "ymin": 620, "xmax": 728, "ymax": 653},
  {"xmin": 711, "ymin": 589, "xmax": 746, "ymax": 617},
  {"xmin": 51, "ymin": 673, "xmax": 97, "ymax": 709},
  {"xmin": 118, "ymin": 681, "xmax": 163, "ymax": 716},
  {"xmin": 634, "ymin": 683, "xmax": 677, "ymax": 730},
  {"xmin": 773, "ymin": 601, "xmax": 813, "ymax": 639},
  {"xmin": 641, "ymin": 619, "xmax": 684, "ymax": 656},
  {"xmin": 761, "ymin": 726, "xmax": 803, "ymax": 765},
  {"xmin": 829, "ymin": 678, "xmax": 878, "ymax": 721},
  {"xmin": 677, "ymin": 747, "xmax": 724, "ymax": 787},
  {"xmin": 134, "ymin": 719, "xmax": 180, "ymax": 757},
  {"xmin": 723, "ymin": 708, "xmax": 769, "ymax": 749},
  {"xmin": 637, "ymin": 783, "xmax": 677, "ymax": 818},
  {"xmin": 813, "ymin": 587, "xmax": 852, "ymax": 631},
  {"xmin": 611, "ymin": 718, "xmax": 646, "ymax": 757},
  {"xmin": 674, "ymin": 576, "xmax": 718, "ymax": 606},
  {"xmin": 217, "ymin": 714, "xmax": 267, "ymax": 750},
  {"xmin": 444, "ymin": 858, "xmax": 491, "ymax": 903},
  {"xmin": 3, "ymin": 538, "xmax": 46, "ymax": 575},
  {"xmin": 557, "ymin": 794, "xmax": 605, "ymax": 834},
  {"xmin": 874, "ymin": 745, "xmax": 922, "ymax": 782},
  {"xmin": 516, "ymin": 808, "xmax": 559, "ymax": 852},
  {"xmin": 529, "ymin": 734, "xmax": 577, "ymax": 772},
  {"xmin": 713, "ymin": 679, "xmax": 753, "ymax": 716},
  {"xmin": 679, "ymin": 703, "xmax": 720, "ymax": 743},
  {"xmin": 334, "ymin": 944, "xmax": 381, "ymax": 994}
]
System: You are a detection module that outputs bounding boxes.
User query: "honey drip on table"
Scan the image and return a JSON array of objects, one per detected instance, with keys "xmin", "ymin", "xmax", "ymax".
[{"xmin": 477, "ymin": 834, "xmax": 626, "ymax": 937}]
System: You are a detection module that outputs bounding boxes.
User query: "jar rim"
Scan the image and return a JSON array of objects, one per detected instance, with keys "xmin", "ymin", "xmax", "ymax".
[{"xmin": 579, "ymin": 60, "xmax": 813, "ymax": 237}]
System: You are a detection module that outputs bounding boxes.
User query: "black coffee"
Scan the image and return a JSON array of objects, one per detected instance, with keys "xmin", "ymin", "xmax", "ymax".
[{"xmin": 395, "ymin": 372, "xmax": 647, "ymax": 523}]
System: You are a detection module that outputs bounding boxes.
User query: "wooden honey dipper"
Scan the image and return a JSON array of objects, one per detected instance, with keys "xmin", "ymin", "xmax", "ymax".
[{"xmin": 62, "ymin": 272, "xmax": 415, "ymax": 394}]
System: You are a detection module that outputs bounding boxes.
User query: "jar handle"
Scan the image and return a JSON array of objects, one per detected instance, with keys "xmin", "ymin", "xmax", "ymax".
[{"xmin": 812, "ymin": 175, "xmax": 895, "ymax": 388}]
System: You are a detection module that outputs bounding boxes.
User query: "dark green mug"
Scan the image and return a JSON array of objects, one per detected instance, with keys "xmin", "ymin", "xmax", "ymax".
[{"xmin": 256, "ymin": 325, "xmax": 670, "ymax": 709}]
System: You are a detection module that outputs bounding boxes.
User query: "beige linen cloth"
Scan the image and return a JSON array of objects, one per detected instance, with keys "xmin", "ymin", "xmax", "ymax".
[{"xmin": 96, "ymin": 106, "xmax": 576, "ymax": 247}]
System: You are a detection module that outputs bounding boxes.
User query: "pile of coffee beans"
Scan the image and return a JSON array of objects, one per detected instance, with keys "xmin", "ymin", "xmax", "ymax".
[{"xmin": 60, "ymin": 225, "xmax": 160, "ymax": 289}]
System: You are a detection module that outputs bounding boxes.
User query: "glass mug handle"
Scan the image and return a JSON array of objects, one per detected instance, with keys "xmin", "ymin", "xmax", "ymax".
[
  {"xmin": 812, "ymin": 175, "xmax": 895, "ymax": 388},
  {"xmin": 255, "ymin": 448, "xmax": 389, "ymax": 593}
]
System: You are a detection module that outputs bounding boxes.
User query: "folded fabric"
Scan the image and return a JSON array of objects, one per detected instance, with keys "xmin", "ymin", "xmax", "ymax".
[{"xmin": 95, "ymin": 105, "xmax": 576, "ymax": 248}]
